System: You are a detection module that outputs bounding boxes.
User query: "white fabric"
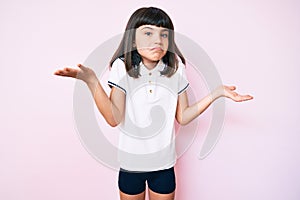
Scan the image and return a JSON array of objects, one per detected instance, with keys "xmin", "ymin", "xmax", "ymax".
[{"xmin": 108, "ymin": 58, "xmax": 189, "ymax": 172}]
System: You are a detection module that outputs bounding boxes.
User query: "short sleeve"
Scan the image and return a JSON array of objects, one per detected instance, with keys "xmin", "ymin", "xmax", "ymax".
[
  {"xmin": 177, "ymin": 61, "xmax": 189, "ymax": 95},
  {"xmin": 107, "ymin": 58, "xmax": 127, "ymax": 94}
]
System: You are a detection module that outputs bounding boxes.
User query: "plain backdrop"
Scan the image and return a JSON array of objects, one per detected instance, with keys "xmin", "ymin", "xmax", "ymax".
[{"xmin": 1, "ymin": 0, "xmax": 300, "ymax": 199}]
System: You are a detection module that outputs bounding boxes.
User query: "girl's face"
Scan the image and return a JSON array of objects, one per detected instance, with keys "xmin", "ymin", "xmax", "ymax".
[{"xmin": 135, "ymin": 25, "xmax": 169, "ymax": 64}]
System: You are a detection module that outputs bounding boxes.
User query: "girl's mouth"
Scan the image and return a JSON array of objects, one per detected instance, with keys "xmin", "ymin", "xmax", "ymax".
[{"xmin": 150, "ymin": 47, "xmax": 164, "ymax": 51}]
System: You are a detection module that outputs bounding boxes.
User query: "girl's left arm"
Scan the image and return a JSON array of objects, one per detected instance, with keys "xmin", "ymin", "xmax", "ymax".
[{"xmin": 176, "ymin": 85, "xmax": 253, "ymax": 125}]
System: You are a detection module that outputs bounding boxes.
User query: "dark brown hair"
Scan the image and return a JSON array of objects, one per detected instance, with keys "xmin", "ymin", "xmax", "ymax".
[{"xmin": 110, "ymin": 7, "xmax": 185, "ymax": 78}]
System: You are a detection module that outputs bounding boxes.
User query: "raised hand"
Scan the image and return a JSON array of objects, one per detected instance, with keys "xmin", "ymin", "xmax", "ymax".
[
  {"xmin": 214, "ymin": 85, "xmax": 253, "ymax": 102},
  {"xmin": 54, "ymin": 64, "xmax": 97, "ymax": 84}
]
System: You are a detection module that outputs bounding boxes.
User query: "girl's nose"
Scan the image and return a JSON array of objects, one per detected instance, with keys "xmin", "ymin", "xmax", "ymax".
[{"xmin": 154, "ymin": 33, "xmax": 162, "ymax": 44}]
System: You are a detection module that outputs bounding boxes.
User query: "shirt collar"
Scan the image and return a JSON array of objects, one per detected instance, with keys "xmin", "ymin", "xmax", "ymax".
[{"xmin": 139, "ymin": 60, "xmax": 166, "ymax": 76}]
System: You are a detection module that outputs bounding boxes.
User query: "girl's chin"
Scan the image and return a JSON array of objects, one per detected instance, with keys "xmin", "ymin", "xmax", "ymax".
[
  {"xmin": 144, "ymin": 58, "xmax": 161, "ymax": 63},
  {"xmin": 146, "ymin": 54, "xmax": 165, "ymax": 62}
]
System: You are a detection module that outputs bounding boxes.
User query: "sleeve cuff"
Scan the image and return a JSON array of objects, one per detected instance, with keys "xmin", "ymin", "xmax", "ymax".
[
  {"xmin": 178, "ymin": 83, "xmax": 189, "ymax": 95},
  {"xmin": 108, "ymin": 81, "xmax": 127, "ymax": 94}
]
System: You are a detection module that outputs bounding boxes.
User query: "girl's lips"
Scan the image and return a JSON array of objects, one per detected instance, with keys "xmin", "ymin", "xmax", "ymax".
[{"xmin": 151, "ymin": 47, "xmax": 164, "ymax": 51}]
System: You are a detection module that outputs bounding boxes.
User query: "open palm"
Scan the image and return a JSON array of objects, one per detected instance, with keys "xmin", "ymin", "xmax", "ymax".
[
  {"xmin": 222, "ymin": 85, "xmax": 253, "ymax": 102},
  {"xmin": 54, "ymin": 64, "xmax": 96, "ymax": 84}
]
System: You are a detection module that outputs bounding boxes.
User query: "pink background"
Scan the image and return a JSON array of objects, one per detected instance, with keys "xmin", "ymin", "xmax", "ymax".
[{"xmin": 1, "ymin": 0, "xmax": 300, "ymax": 199}]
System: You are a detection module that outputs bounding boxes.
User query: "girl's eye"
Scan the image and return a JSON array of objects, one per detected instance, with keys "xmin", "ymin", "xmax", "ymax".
[
  {"xmin": 161, "ymin": 33, "xmax": 168, "ymax": 38},
  {"xmin": 145, "ymin": 32, "xmax": 152, "ymax": 36}
]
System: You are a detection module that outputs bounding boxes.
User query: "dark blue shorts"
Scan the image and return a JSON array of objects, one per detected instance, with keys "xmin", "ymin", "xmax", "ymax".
[{"xmin": 118, "ymin": 167, "xmax": 176, "ymax": 195}]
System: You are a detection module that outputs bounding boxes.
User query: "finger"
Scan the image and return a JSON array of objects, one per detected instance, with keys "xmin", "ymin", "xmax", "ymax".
[
  {"xmin": 59, "ymin": 68, "xmax": 69, "ymax": 74},
  {"xmin": 227, "ymin": 85, "xmax": 236, "ymax": 90},
  {"xmin": 54, "ymin": 69, "xmax": 64, "ymax": 75},
  {"xmin": 54, "ymin": 71, "xmax": 68, "ymax": 77},
  {"xmin": 244, "ymin": 95, "xmax": 254, "ymax": 100},
  {"xmin": 77, "ymin": 63, "xmax": 87, "ymax": 70},
  {"xmin": 64, "ymin": 67, "xmax": 77, "ymax": 73},
  {"xmin": 54, "ymin": 67, "xmax": 77, "ymax": 77},
  {"xmin": 237, "ymin": 94, "xmax": 254, "ymax": 102},
  {"xmin": 54, "ymin": 70, "xmax": 60, "ymax": 75},
  {"xmin": 78, "ymin": 64, "xmax": 89, "ymax": 73}
]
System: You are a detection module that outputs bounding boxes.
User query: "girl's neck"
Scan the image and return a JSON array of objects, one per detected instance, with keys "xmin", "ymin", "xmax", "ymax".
[{"xmin": 142, "ymin": 59, "xmax": 159, "ymax": 70}]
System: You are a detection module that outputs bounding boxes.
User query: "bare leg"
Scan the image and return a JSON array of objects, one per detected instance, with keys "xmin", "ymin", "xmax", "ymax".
[
  {"xmin": 148, "ymin": 189, "xmax": 175, "ymax": 200},
  {"xmin": 119, "ymin": 190, "xmax": 146, "ymax": 200}
]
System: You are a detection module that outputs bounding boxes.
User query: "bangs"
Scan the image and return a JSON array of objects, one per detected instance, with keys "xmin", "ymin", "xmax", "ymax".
[{"xmin": 134, "ymin": 7, "xmax": 174, "ymax": 29}]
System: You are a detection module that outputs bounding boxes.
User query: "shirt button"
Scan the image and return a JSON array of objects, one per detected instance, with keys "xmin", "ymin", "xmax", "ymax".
[
  {"xmin": 149, "ymin": 72, "xmax": 152, "ymax": 76},
  {"xmin": 149, "ymin": 89, "xmax": 153, "ymax": 93},
  {"xmin": 149, "ymin": 80, "xmax": 152, "ymax": 84}
]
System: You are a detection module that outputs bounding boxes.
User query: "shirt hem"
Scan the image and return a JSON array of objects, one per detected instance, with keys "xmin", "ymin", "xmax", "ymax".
[{"xmin": 119, "ymin": 160, "xmax": 177, "ymax": 173}]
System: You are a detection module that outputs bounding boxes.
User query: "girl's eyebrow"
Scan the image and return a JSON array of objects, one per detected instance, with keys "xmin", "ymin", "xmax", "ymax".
[
  {"xmin": 141, "ymin": 27, "xmax": 169, "ymax": 32},
  {"xmin": 141, "ymin": 27, "xmax": 153, "ymax": 30}
]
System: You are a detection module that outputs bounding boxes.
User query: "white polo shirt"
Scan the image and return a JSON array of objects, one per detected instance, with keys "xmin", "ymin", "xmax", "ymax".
[{"xmin": 108, "ymin": 58, "xmax": 189, "ymax": 172}]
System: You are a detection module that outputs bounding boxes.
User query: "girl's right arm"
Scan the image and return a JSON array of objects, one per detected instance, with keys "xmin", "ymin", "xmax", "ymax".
[{"xmin": 54, "ymin": 64, "xmax": 125, "ymax": 127}]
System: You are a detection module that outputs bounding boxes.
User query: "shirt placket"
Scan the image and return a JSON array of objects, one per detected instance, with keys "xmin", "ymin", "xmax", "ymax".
[{"xmin": 145, "ymin": 70, "xmax": 156, "ymax": 102}]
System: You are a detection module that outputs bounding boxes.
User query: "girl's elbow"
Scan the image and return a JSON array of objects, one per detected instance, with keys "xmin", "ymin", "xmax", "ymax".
[
  {"xmin": 176, "ymin": 117, "xmax": 188, "ymax": 126},
  {"xmin": 108, "ymin": 120, "xmax": 120, "ymax": 127},
  {"xmin": 179, "ymin": 120, "xmax": 188, "ymax": 126},
  {"xmin": 109, "ymin": 122, "xmax": 118, "ymax": 127},
  {"xmin": 105, "ymin": 117, "xmax": 119, "ymax": 127},
  {"xmin": 107, "ymin": 115, "xmax": 124, "ymax": 127}
]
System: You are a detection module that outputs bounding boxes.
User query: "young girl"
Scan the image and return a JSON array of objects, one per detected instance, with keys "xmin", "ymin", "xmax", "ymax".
[{"xmin": 54, "ymin": 7, "xmax": 253, "ymax": 200}]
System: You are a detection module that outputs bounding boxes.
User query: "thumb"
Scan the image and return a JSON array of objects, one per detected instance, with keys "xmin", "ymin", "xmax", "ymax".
[
  {"xmin": 77, "ymin": 63, "xmax": 87, "ymax": 70},
  {"xmin": 227, "ymin": 85, "xmax": 236, "ymax": 90}
]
